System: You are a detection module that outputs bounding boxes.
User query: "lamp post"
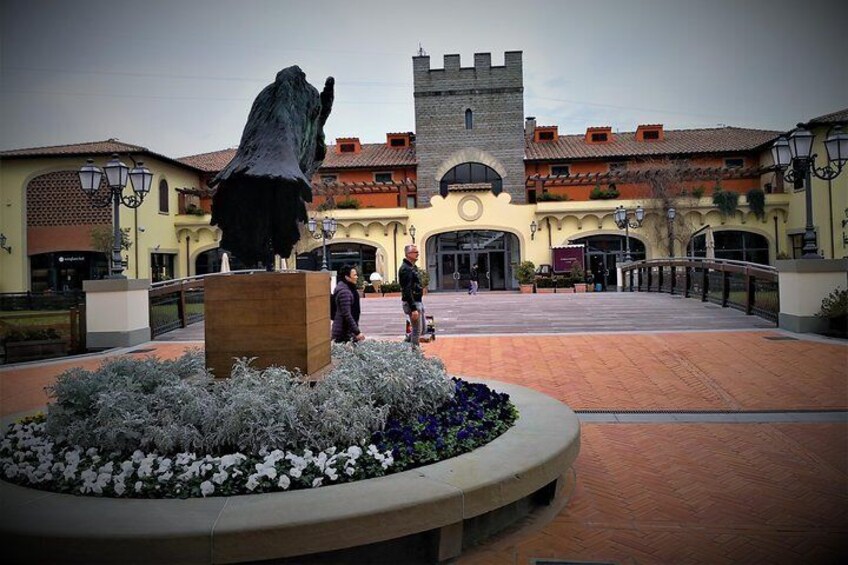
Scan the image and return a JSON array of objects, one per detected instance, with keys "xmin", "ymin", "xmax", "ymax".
[
  {"xmin": 771, "ymin": 124, "xmax": 847, "ymax": 259},
  {"xmin": 78, "ymin": 154, "xmax": 152, "ymax": 278},
  {"xmin": 308, "ymin": 216, "xmax": 337, "ymax": 271},
  {"xmin": 667, "ymin": 206, "xmax": 676, "ymax": 257},
  {"xmin": 613, "ymin": 205, "xmax": 644, "ymax": 262},
  {"xmin": 530, "ymin": 220, "xmax": 537, "ymax": 241},
  {"xmin": 409, "ymin": 224, "xmax": 416, "ymax": 244}
]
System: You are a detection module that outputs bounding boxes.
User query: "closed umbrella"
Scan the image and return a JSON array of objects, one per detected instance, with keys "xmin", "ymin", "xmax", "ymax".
[
  {"xmin": 705, "ymin": 227, "xmax": 715, "ymax": 261},
  {"xmin": 220, "ymin": 252, "xmax": 231, "ymax": 273}
]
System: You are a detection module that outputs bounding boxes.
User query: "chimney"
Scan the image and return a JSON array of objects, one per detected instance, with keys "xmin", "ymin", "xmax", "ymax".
[
  {"xmin": 335, "ymin": 137, "xmax": 361, "ymax": 154},
  {"xmin": 636, "ymin": 124, "xmax": 664, "ymax": 141},
  {"xmin": 585, "ymin": 126, "xmax": 613, "ymax": 144},
  {"xmin": 525, "ymin": 117, "xmax": 537, "ymax": 139}
]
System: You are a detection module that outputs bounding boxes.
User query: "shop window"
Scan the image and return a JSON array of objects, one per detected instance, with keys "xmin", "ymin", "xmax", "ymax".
[
  {"xmin": 551, "ymin": 165, "xmax": 570, "ymax": 177},
  {"xmin": 375, "ymin": 172, "xmax": 393, "ymax": 183},
  {"xmin": 158, "ymin": 180, "xmax": 169, "ymax": 214},
  {"xmin": 151, "ymin": 253, "xmax": 176, "ymax": 283}
]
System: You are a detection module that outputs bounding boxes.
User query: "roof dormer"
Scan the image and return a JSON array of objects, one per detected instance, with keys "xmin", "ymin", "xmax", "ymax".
[
  {"xmin": 636, "ymin": 124, "xmax": 664, "ymax": 141},
  {"xmin": 534, "ymin": 125, "xmax": 558, "ymax": 142},
  {"xmin": 386, "ymin": 132, "xmax": 412, "ymax": 149},
  {"xmin": 585, "ymin": 126, "xmax": 613, "ymax": 144},
  {"xmin": 335, "ymin": 137, "xmax": 361, "ymax": 154}
]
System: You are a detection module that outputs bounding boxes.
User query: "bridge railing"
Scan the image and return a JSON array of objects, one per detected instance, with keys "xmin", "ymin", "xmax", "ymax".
[{"xmin": 620, "ymin": 257, "xmax": 779, "ymax": 323}]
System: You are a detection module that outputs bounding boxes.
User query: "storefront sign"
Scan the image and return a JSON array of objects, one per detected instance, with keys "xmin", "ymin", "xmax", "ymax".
[{"xmin": 58, "ymin": 256, "xmax": 86, "ymax": 263}]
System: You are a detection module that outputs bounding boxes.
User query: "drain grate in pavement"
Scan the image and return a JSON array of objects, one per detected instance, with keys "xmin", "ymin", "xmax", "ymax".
[
  {"xmin": 764, "ymin": 336, "xmax": 799, "ymax": 341},
  {"xmin": 530, "ymin": 557, "xmax": 616, "ymax": 565},
  {"xmin": 130, "ymin": 348, "xmax": 156, "ymax": 353}
]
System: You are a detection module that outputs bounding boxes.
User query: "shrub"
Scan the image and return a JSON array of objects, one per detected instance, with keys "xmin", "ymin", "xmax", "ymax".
[
  {"xmin": 818, "ymin": 288, "xmax": 847, "ymax": 319},
  {"xmin": 515, "ymin": 261, "xmax": 536, "ymax": 285},
  {"xmin": 5, "ymin": 328, "xmax": 62, "ymax": 342},
  {"xmin": 535, "ymin": 276, "xmax": 554, "ymax": 288},
  {"xmin": 746, "ymin": 188, "xmax": 765, "ymax": 219},
  {"xmin": 42, "ymin": 344, "xmax": 454, "ymax": 456},
  {"xmin": 692, "ymin": 186, "xmax": 706, "ymax": 199},
  {"xmin": 589, "ymin": 183, "xmax": 620, "ymax": 200},
  {"xmin": 335, "ymin": 197, "xmax": 361, "ymax": 209},
  {"xmin": 712, "ymin": 186, "xmax": 739, "ymax": 217},
  {"xmin": 380, "ymin": 281, "xmax": 402, "ymax": 293},
  {"xmin": 537, "ymin": 192, "xmax": 568, "ymax": 202}
]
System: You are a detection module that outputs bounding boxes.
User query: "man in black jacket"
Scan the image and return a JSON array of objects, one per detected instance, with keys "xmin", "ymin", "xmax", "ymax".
[{"xmin": 398, "ymin": 244, "xmax": 426, "ymax": 346}]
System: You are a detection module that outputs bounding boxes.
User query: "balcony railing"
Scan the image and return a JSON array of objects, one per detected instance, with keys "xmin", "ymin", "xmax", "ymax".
[{"xmin": 620, "ymin": 258, "xmax": 779, "ymax": 323}]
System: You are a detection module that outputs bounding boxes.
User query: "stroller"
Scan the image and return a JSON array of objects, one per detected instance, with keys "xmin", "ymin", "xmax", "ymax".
[{"xmin": 405, "ymin": 314, "xmax": 436, "ymax": 342}]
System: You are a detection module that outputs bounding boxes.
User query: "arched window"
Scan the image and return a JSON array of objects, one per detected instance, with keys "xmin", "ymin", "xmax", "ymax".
[
  {"xmin": 465, "ymin": 109, "xmax": 473, "ymax": 130},
  {"xmin": 439, "ymin": 162, "xmax": 502, "ymax": 197},
  {"xmin": 158, "ymin": 179, "xmax": 169, "ymax": 214}
]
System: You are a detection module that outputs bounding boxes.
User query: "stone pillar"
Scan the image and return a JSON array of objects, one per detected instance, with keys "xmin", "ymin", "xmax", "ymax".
[
  {"xmin": 83, "ymin": 279, "xmax": 152, "ymax": 349},
  {"xmin": 777, "ymin": 259, "xmax": 848, "ymax": 333}
]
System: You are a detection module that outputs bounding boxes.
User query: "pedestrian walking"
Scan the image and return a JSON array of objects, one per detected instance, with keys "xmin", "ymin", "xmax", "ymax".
[
  {"xmin": 331, "ymin": 264, "xmax": 365, "ymax": 344},
  {"xmin": 398, "ymin": 244, "xmax": 427, "ymax": 346},
  {"xmin": 468, "ymin": 264, "xmax": 479, "ymax": 295}
]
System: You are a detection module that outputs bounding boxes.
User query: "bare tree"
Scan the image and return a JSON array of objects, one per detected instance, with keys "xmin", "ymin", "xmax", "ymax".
[{"xmin": 635, "ymin": 158, "xmax": 702, "ymax": 257}]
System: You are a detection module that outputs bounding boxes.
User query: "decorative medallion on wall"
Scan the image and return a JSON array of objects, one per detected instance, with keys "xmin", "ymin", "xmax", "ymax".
[{"xmin": 457, "ymin": 195, "xmax": 483, "ymax": 222}]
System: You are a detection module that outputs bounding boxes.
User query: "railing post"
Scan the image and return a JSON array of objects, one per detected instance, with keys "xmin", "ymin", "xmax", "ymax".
[
  {"xmin": 684, "ymin": 265, "xmax": 691, "ymax": 298},
  {"xmin": 701, "ymin": 267, "xmax": 709, "ymax": 302},
  {"xmin": 178, "ymin": 282, "xmax": 188, "ymax": 328},
  {"xmin": 629, "ymin": 268, "xmax": 634, "ymax": 292},
  {"xmin": 69, "ymin": 307, "xmax": 79, "ymax": 353},
  {"xmin": 745, "ymin": 272, "xmax": 754, "ymax": 315},
  {"xmin": 647, "ymin": 266, "xmax": 653, "ymax": 292},
  {"xmin": 658, "ymin": 266, "xmax": 664, "ymax": 293},
  {"xmin": 722, "ymin": 271, "xmax": 730, "ymax": 307}
]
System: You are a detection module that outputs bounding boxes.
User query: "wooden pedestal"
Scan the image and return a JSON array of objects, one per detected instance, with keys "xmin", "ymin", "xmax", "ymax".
[{"xmin": 204, "ymin": 271, "xmax": 331, "ymax": 378}]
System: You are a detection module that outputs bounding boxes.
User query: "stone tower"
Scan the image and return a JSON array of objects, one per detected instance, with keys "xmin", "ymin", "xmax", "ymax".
[{"xmin": 412, "ymin": 52, "xmax": 526, "ymax": 205}]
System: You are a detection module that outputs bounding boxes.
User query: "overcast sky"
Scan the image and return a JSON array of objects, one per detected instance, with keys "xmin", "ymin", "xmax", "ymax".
[{"xmin": 1, "ymin": 0, "xmax": 845, "ymax": 158}]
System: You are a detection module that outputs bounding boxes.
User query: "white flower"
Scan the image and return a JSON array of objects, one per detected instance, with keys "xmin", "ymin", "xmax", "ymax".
[
  {"xmin": 113, "ymin": 480, "xmax": 126, "ymax": 496},
  {"xmin": 277, "ymin": 475, "xmax": 291, "ymax": 490},
  {"xmin": 311, "ymin": 477, "xmax": 323, "ymax": 488},
  {"xmin": 325, "ymin": 467, "xmax": 338, "ymax": 481},
  {"xmin": 346, "ymin": 446, "xmax": 362, "ymax": 459},
  {"xmin": 134, "ymin": 481, "xmax": 143, "ymax": 493},
  {"xmin": 289, "ymin": 467, "xmax": 302, "ymax": 479},
  {"xmin": 200, "ymin": 481, "xmax": 215, "ymax": 497},
  {"xmin": 212, "ymin": 470, "xmax": 228, "ymax": 485},
  {"xmin": 245, "ymin": 476, "xmax": 260, "ymax": 491}
]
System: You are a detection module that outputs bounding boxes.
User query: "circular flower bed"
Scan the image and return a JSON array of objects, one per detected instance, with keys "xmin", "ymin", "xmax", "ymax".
[{"xmin": 0, "ymin": 343, "xmax": 516, "ymax": 498}]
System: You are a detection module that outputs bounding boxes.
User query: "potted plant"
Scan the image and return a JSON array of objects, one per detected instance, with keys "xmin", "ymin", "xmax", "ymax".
[
  {"xmin": 535, "ymin": 276, "xmax": 555, "ymax": 294},
  {"xmin": 516, "ymin": 261, "xmax": 536, "ymax": 293},
  {"xmin": 817, "ymin": 287, "xmax": 847, "ymax": 338},
  {"xmin": 418, "ymin": 270, "xmax": 430, "ymax": 294},
  {"xmin": 3, "ymin": 328, "xmax": 67, "ymax": 364},
  {"xmin": 380, "ymin": 281, "xmax": 402, "ymax": 297},
  {"xmin": 571, "ymin": 263, "xmax": 588, "ymax": 293}
]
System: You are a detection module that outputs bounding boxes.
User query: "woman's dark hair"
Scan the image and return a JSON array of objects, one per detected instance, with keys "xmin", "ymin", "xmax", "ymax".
[{"xmin": 337, "ymin": 263, "xmax": 356, "ymax": 280}]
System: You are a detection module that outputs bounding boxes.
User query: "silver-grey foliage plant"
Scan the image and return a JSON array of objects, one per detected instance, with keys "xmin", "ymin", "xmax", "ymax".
[{"xmin": 44, "ymin": 342, "xmax": 454, "ymax": 456}]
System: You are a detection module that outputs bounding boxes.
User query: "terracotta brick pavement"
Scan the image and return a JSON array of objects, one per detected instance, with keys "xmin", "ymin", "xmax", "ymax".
[
  {"xmin": 1, "ymin": 332, "xmax": 846, "ymax": 564},
  {"xmin": 424, "ymin": 331, "xmax": 848, "ymax": 411}
]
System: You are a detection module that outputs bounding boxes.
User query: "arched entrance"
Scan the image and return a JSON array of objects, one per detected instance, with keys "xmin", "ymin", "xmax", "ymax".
[
  {"xmin": 425, "ymin": 230, "xmax": 520, "ymax": 291},
  {"xmin": 690, "ymin": 230, "xmax": 769, "ymax": 265},
  {"xmin": 298, "ymin": 243, "xmax": 378, "ymax": 279},
  {"xmin": 570, "ymin": 234, "xmax": 646, "ymax": 291}
]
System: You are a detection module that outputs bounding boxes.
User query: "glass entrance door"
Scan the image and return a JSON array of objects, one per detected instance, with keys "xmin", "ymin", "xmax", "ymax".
[{"xmin": 438, "ymin": 253, "xmax": 472, "ymax": 291}]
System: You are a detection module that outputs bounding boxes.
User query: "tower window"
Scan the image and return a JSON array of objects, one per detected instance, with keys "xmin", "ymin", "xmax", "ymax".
[{"xmin": 465, "ymin": 109, "xmax": 473, "ymax": 130}]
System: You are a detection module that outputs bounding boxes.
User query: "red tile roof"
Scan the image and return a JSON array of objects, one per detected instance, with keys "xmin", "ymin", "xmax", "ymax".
[
  {"xmin": 178, "ymin": 148, "xmax": 237, "ymax": 172},
  {"xmin": 524, "ymin": 127, "xmax": 781, "ymax": 161},
  {"xmin": 0, "ymin": 139, "xmax": 204, "ymax": 172},
  {"xmin": 808, "ymin": 108, "xmax": 848, "ymax": 125},
  {"xmin": 179, "ymin": 143, "xmax": 417, "ymax": 173}
]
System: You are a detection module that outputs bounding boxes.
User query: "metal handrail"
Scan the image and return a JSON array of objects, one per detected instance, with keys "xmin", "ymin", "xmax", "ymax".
[{"xmin": 619, "ymin": 257, "xmax": 779, "ymax": 323}]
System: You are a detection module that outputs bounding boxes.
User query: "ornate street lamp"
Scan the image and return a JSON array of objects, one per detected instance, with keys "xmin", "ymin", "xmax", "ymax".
[
  {"xmin": 667, "ymin": 206, "xmax": 677, "ymax": 257},
  {"xmin": 614, "ymin": 205, "xmax": 644, "ymax": 262},
  {"xmin": 308, "ymin": 216, "xmax": 337, "ymax": 271},
  {"xmin": 530, "ymin": 220, "xmax": 538, "ymax": 241},
  {"xmin": 78, "ymin": 154, "xmax": 152, "ymax": 278},
  {"xmin": 771, "ymin": 124, "xmax": 847, "ymax": 258},
  {"xmin": 409, "ymin": 224, "xmax": 417, "ymax": 244}
]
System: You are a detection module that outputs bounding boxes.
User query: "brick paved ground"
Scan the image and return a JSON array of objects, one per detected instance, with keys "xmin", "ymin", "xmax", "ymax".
[{"xmin": 1, "ymin": 296, "xmax": 845, "ymax": 563}]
